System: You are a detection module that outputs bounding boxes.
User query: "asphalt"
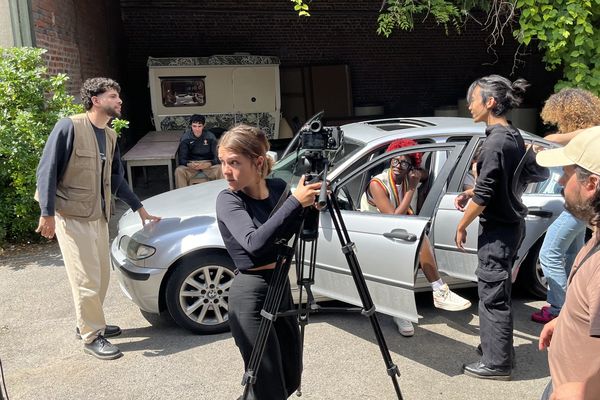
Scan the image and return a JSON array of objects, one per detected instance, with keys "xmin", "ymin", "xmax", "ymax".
[{"xmin": 0, "ymin": 172, "xmax": 552, "ymax": 400}]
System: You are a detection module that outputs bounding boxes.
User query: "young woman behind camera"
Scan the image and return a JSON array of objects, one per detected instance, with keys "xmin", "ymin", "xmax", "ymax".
[{"xmin": 216, "ymin": 124, "xmax": 321, "ymax": 399}]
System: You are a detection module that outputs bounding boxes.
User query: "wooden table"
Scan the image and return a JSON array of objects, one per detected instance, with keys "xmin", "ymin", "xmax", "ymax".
[
  {"xmin": 122, "ymin": 130, "xmax": 184, "ymax": 191},
  {"xmin": 138, "ymin": 130, "xmax": 183, "ymax": 143}
]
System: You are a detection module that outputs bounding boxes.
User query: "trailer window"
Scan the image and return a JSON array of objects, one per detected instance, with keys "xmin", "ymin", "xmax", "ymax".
[{"xmin": 160, "ymin": 77, "xmax": 206, "ymax": 107}]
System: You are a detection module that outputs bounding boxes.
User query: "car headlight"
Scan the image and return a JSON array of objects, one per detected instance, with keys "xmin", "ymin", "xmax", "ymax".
[{"xmin": 119, "ymin": 235, "xmax": 156, "ymax": 260}]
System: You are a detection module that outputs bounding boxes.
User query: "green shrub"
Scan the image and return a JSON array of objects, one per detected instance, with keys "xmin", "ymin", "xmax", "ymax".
[{"xmin": 0, "ymin": 47, "xmax": 83, "ymax": 244}]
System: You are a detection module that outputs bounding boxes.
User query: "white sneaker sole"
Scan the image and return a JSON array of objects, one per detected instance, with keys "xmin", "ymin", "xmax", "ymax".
[{"xmin": 434, "ymin": 300, "xmax": 472, "ymax": 312}]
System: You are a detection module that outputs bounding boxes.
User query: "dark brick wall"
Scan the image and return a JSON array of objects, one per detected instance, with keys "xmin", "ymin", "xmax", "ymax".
[
  {"xmin": 119, "ymin": 0, "xmax": 559, "ymax": 137},
  {"xmin": 32, "ymin": 0, "xmax": 125, "ymax": 96}
]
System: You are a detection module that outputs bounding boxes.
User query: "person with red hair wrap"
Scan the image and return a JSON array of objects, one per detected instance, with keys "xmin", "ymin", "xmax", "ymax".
[{"xmin": 362, "ymin": 139, "xmax": 471, "ymax": 337}]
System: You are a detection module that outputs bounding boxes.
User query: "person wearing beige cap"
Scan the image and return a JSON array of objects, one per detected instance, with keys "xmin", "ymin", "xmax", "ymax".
[
  {"xmin": 531, "ymin": 88, "xmax": 600, "ymax": 325},
  {"xmin": 536, "ymin": 127, "xmax": 600, "ymax": 400}
]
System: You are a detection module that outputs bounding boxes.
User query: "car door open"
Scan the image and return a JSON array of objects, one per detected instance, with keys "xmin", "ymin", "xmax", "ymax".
[{"xmin": 309, "ymin": 141, "xmax": 466, "ymax": 322}]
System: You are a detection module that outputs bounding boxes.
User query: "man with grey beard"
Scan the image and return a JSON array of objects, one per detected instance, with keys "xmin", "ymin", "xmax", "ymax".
[{"xmin": 536, "ymin": 127, "xmax": 600, "ymax": 400}]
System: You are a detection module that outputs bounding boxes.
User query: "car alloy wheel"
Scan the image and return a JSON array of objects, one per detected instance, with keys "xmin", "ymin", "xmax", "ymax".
[{"xmin": 165, "ymin": 254, "xmax": 235, "ymax": 334}]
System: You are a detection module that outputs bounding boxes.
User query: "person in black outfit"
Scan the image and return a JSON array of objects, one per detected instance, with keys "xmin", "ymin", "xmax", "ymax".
[
  {"xmin": 175, "ymin": 114, "xmax": 222, "ymax": 188},
  {"xmin": 216, "ymin": 124, "xmax": 322, "ymax": 399},
  {"xmin": 454, "ymin": 75, "xmax": 530, "ymax": 380}
]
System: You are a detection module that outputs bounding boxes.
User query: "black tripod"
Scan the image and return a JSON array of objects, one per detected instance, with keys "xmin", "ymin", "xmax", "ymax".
[{"xmin": 240, "ymin": 158, "xmax": 403, "ymax": 400}]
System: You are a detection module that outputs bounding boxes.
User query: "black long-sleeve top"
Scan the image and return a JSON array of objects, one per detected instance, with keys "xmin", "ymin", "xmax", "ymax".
[
  {"xmin": 472, "ymin": 123, "xmax": 527, "ymax": 224},
  {"xmin": 177, "ymin": 129, "xmax": 219, "ymax": 166},
  {"xmin": 216, "ymin": 178, "xmax": 302, "ymax": 271},
  {"xmin": 36, "ymin": 118, "xmax": 143, "ymax": 217}
]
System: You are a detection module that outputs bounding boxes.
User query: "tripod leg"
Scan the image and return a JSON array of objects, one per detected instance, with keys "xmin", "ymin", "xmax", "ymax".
[
  {"xmin": 326, "ymin": 195, "xmax": 404, "ymax": 400},
  {"xmin": 240, "ymin": 238, "xmax": 301, "ymax": 400}
]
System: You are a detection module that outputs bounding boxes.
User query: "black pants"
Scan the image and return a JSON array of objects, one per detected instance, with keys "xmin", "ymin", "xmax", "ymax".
[
  {"xmin": 229, "ymin": 269, "xmax": 302, "ymax": 400},
  {"xmin": 476, "ymin": 220, "xmax": 525, "ymax": 369}
]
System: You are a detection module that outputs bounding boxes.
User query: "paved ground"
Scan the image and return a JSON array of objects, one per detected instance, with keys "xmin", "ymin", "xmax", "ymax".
[{"xmin": 0, "ymin": 175, "xmax": 551, "ymax": 399}]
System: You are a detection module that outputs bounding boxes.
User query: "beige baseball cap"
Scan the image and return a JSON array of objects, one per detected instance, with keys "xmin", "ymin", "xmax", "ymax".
[{"xmin": 536, "ymin": 126, "xmax": 600, "ymax": 175}]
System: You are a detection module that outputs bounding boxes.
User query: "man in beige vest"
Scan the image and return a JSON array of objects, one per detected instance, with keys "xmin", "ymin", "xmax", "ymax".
[
  {"xmin": 536, "ymin": 128, "xmax": 600, "ymax": 400},
  {"xmin": 35, "ymin": 77, "xmax": 160, "ymax": 360}
]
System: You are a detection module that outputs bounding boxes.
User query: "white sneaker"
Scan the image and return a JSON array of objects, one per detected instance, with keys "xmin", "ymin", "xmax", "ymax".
[
  {"xmin": 433, "ymin": 284, "xmax": 471, "ymax": 311},
  {"xmin": 393, "ymin": 317, "xmax": 414, "ymax": 337}
]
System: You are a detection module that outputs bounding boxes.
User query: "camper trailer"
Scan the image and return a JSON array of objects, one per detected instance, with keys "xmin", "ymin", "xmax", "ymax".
[{"xmin": 148, "ymin": 54, "xmax": 282, "ymax": 138}]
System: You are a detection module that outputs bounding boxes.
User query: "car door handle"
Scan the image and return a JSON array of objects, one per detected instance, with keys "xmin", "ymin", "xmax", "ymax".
[
  {"xmin": 528, "ymin": 207, "xmax": 553, "ymax": 218},
  {"xmin": 383, "ymin": 229, "xmax": 418, "ymax": 242}
]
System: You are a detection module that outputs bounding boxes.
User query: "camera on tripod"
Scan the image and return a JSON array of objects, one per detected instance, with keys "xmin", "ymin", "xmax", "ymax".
[{"xmin": 300, "ymin": 119, "xmax": 343, "ymax": 153}]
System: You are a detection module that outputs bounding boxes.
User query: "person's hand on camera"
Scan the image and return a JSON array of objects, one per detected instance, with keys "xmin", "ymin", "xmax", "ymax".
[{"xmin": 294, "ymin": 175, "xmax": 321, "ymax": 207}]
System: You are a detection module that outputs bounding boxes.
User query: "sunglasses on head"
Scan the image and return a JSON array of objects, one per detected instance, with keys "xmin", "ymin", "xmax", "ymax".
[{"xmin": 391, "ymin": 158, "xmax": 414, "ymax": 170}]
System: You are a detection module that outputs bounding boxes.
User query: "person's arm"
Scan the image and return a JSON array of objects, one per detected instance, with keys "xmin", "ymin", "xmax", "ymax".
[
  {"xmin": 217, "ymin": 191, "xmax": 303, "ymax": 256},
  {"xmin": 455, "ymin": 199, "xmax": 486, "ymax": 250},
  {"xmin": 111, "ymin": 144, "xmax": 160, "ymax": 225},
  {"xmin": 178, "ymin": 137, "xmax": 189, "ymax": 166},
  {"xmin": 544, "ymin": 129, "xmax": 583, "ymax": 146},
  {"xmin": 369, "ymin": 180, "xmax": 414, "ymax": 215},
  {"xmin": 35, "ymin": 118, "xmax": 74, "ymax": 239},
  {"xmin": 36, "ymin": 118, "xmax": 74, "ymax": 217},
  {"xmin": 550, "ymin": 368, "xmax": 600, "ymax": 400},
  {"xmin": 216, "ymin": 176, "xmax": 321, "ymax": 256},
  {"xmin": 369, "ymin": 170, "xmax": 421, "ymax": 216},
  {"xmin": 471, "ymin": 147, "xmax": 502, "ymax": 208}
]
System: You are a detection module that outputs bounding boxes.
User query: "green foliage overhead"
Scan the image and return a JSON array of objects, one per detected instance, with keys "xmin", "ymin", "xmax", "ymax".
[
  {"xmin": 0, "ymin": 47, "xmax": 83, "ymax": 244},
  {"xmin": 376, "ymin": 0, "xmax": 477, "ymax": 36},
  {"xmin": 290, "ymin": 0, "xmax": 600, "ymax": 95},
  {"xmin": 515, "ymin": 0, "xmax": 600, "ymax": 94}
]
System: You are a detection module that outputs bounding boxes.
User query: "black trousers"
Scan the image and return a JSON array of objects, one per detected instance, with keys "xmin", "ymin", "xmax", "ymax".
[
  {"xmin": 476, "ymin": 220, "xmax": 525, "ymax": 369},
  {"xmin": 229, "ymin": 269, "xmax": 302, "ymax": 400}
]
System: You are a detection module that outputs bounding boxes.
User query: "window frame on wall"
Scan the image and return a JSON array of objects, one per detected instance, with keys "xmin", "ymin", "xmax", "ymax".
[{"xmin": 160, "ymin": 76, "xmax": 206, "ymax": 108}]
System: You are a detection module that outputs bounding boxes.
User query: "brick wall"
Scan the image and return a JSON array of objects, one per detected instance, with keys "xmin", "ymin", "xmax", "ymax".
[
  {"xmin": 120, "ymin": 0, "xmax": 559, "ymax": 136},
  {"xmin": 32, "ymin": 0, "xmax": 124, "ymax": 96}
]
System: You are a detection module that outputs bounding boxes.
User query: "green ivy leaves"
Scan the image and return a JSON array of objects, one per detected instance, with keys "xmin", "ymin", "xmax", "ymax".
[{"xmin": 515, "ymin": 0, "xmax": 600, "ymax": 93}]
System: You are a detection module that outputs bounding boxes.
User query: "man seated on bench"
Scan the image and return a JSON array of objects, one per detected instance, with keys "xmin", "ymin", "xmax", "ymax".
[
  {"xmin": 361, "ymin": 139, "xmax": 471, "ymax": 337},
  {"xmin": 175, "ymin": 114, "xmax": 222, "ymax": 188}
]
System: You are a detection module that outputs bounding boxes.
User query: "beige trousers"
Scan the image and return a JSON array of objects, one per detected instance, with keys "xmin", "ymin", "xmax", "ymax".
[
  {"xmin": 175, "ymin": 164, "xmax": 222, "ymax": 188},
  {"xmin": 55, "ymin": 214, "xmax": 110, "ymax": 344}
]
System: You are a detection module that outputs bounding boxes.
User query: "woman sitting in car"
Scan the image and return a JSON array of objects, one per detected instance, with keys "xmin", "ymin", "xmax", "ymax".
[{"xmin": 361, "ymin": 139, "xmax": 471, "ymax": 337}]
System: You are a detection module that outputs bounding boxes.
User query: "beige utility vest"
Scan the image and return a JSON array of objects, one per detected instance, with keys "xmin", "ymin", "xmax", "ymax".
[{"xmin": 55, "ymin": 114, "xmax": 117, "ymax": 221}]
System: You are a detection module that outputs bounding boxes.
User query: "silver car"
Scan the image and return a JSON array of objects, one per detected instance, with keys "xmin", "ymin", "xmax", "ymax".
[{"xmin": 111, "ymin": 117, "xmax": 563, "ymax": 334}]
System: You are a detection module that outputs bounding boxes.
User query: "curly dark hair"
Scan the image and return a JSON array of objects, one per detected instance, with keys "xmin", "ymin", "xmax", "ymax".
[
  {"xmin": 80, "ymin": 77, "xmax": 121, "ymax": 111},
  {"xmin": 540, "ymin": 88, "xmax": 600, "ymax": 133},
  {"xmin": 386, "ymin": 138, "xmax": 422, "ymax": 167}
]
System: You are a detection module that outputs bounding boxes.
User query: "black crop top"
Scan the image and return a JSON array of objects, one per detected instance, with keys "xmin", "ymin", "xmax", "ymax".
[{"xmin": 216, "ymin": 178, "xmax": 303, "ymax": 271}]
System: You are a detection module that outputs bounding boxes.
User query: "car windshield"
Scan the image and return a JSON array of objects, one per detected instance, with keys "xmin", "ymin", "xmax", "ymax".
[{"xmin": 270, "ymin": 137, "xmax": 364, "ymax": 184}]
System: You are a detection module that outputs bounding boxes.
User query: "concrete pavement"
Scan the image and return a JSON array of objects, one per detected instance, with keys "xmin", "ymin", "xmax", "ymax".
[{"xmin": 0, "ymin": 239, "xmax": 550, "ymax": 400}]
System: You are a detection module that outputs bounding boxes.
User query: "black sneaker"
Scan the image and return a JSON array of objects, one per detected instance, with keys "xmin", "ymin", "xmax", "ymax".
[
  {"xmin": 76, "ymin": 325, "xmax": 122, "ymax": 340},
  {"xmin": 83, "ymin": 335, "xmax": 123, "ymax": 360}
]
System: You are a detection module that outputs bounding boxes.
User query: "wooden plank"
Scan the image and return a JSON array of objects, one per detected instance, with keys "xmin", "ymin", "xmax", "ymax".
[
  {"xmin": 122, "ymin": 141, "xmax": 179, "ymax": 161},
  {"xmin": 139, "ymin": 130, "xmax": 184, "ymax": 143}
]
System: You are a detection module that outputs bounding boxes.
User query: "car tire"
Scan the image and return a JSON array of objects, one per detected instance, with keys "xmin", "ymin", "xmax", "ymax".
[
  {"xmin": 165, "ymin": 253, "xmax": 236, "ymax": 334},
  {"xmin": 517, "ymin": 240, "xmax": 547, "ymax": 299}
]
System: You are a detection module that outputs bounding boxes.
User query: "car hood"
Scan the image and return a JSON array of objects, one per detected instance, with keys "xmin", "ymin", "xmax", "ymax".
[{"xmin": 117, "ymin": 179, "xmax": 229, "ymax": 240}]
